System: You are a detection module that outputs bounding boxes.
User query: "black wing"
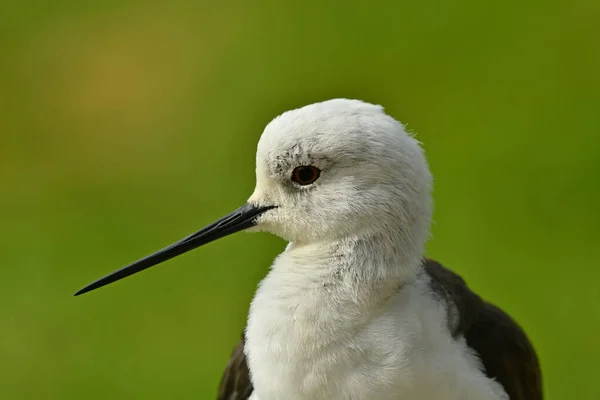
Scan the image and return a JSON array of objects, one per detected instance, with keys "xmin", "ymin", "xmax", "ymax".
[
  {"xmin": 217, "ymin": 334, "xmax": 253, "ymax": 400},
  {"xmin": 217, "ymin": 259, "xmax": 543, "ymax": 400},
  {"xmin": 424, "ymin": 259, "xmax": 543, "ymax": 400}
]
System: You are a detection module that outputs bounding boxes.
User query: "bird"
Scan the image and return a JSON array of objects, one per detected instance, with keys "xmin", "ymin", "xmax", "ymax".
[{"xmin": 75, "ymin": 99, "xmax": 542, "ymax": 400}]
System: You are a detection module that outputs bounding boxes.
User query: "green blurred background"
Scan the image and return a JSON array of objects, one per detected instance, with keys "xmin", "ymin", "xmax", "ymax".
[{"xmin": 1, "ymin": 0, "xmax": 599, "ymax": 398}]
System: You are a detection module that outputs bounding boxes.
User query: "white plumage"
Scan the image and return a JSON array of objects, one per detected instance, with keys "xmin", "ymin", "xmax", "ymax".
[
  {"xmin": 243, "ymin": 99, "xmax": 508, "ymax": 400},
  {"xmin": 76, "ymin": 98, "xmax": 539, "ymax": 400}
]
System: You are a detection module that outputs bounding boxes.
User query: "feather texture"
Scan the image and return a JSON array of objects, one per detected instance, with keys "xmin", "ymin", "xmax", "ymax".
[{"xmin": 217, "ymin": 259, "xmax": 542, "ymax": 400}]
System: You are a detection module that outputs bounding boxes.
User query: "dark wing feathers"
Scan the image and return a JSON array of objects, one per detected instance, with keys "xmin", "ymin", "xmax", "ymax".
[
  {"xmin": 423, "ymin": 258, "xmax": 482, "ymax": 336},
  {"xmin": 217, "ymin": 259, "xmax": 543, "ymax": 400},
  {"xmin": 463, "ymin": 302, "xmax": 543, "ymax": 400},
  {"xmin": 217, "ymin": 335, "xmax": 253, "ymax": 400},
  {"xmin": 425, "ymin": 259, "xmax": 543, "ymax": 400}
]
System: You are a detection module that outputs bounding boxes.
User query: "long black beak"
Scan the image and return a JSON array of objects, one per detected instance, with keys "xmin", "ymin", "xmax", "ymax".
[{"xmin": 74, "ymin": 203, "xmax": 275, "ymax": 296}]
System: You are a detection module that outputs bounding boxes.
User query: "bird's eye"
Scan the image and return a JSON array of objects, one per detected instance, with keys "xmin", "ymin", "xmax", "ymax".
[{"xmin": 291, "ymin": 165, "xmax": 321, "ymax": 186}]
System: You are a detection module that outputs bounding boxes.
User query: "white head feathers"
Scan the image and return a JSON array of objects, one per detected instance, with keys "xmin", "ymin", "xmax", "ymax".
[{"xmin": 248, "ymin": 98, "xmax": 432, "ymax": 269}]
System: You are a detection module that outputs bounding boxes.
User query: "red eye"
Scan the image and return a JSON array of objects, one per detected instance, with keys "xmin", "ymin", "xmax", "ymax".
[{"xmin": 291, "ymin": 165, "xmax": 321, "ymax": 186}]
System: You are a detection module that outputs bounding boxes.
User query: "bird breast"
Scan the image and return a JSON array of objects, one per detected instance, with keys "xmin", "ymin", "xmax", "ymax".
[{"xmin": 244, "ymin": 254, "xmax": 508, "ymax": 400}]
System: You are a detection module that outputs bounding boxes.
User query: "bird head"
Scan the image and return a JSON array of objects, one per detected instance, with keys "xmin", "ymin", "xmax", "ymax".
[{"xmin": 74, "ymin": 99, "xmax": 432, "ymax": 295}]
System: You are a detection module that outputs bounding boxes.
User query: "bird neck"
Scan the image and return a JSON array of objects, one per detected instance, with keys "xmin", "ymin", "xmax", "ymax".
[
  {"xmin": 289, "ymin": 230, "xmax": 422, "ymax": 279},
  {"xmin": 258, "ymin": 231, "xmax": 423, "ymax": 318},
  {"xmin": 246, "ymin": 231, "xmax": 424, "ymax": 369}
]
